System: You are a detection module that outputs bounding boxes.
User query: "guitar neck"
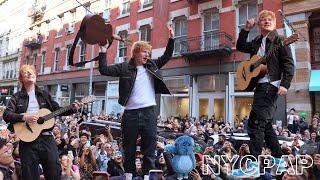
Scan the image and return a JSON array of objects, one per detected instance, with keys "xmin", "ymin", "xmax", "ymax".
[
  {"xmin": 42, "ymin": 105, "xmax": 72, "ymax": 121},
  {"xmin": 254, "ymin": 42, "xmax": 283, "ymax": 67}
]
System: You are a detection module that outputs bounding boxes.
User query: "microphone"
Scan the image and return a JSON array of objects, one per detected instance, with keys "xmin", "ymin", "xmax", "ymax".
[{"xmin": 278, "ymin": 9, "xmax": 295, "ymax": 33}]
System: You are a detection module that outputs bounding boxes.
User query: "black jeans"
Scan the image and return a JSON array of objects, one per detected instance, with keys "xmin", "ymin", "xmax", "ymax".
[
  {"xmin": 248, "ymin": 83, "xmax": 282, "ymax": 158},
  {"xmin": 122, "ymin": 106, "xmax": 157, "ymax": 175},
  {"xmin": 19, "ymin": 135, "xmax": 61, "ymax": 180}
]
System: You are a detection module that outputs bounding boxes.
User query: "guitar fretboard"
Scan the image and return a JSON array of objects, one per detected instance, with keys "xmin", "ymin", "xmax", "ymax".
[
  {"xmin": 42, "ymin": 105, "xmax": 72, "ymax": 121},
  {"xmin": 252, "ymin": 42, "xmax": 283, "ymax": 69}
]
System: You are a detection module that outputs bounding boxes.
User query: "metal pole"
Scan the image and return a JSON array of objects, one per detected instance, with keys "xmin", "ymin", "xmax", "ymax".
[{"xmin": 88, "ymin": 45, "xmax": 94, "ymax": 117}]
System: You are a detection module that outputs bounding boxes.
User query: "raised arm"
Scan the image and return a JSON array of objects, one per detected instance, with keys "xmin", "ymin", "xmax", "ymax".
[
  {"xmin": 98, "ymin": 46, "xmax": 122, "ymax": 77},
  {"xmin": 153, "ymin": 25, "xmax": 175, "ymax": 68},
  {"xmin": 236, "ymin": 18, "xmax": 256, "ymax": 53}
]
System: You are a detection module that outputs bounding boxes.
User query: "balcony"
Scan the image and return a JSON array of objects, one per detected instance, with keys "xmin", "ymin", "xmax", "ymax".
[
  {"xmin": 175, "ymin": 31, "xmax": 233, "ymax": 61},
  {"xmin": 24, "ymin": 35, "xmax": 43, "ymax": 49},
  {"xmin": 186, "ymin": 0, "xmax": 203, "ymax": 4}
]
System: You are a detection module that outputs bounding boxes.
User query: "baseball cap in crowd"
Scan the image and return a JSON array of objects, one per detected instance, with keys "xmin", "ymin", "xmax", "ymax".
[{"xmin": 195, "ymin": 153, "xmax": 204, "ymax": 162}]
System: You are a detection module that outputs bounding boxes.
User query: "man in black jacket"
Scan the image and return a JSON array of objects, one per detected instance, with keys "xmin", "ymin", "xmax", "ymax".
[
  {"xmin": 3, "ymin": 65, "xmax": 81, "ymax": 180},
  {"xmin": 98, "ymin": 26, "xmax": 174, "ymax": 176},
  {"xmin": 236, "ymin": 10, "xmax": 294, "ymax": 159}
]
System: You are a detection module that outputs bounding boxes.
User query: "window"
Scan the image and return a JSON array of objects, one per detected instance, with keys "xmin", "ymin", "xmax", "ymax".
[
  {"xmin": 139, "ymin": 24, "xmax": 151, "ymax": 42},
  {"xmin": 118, "ymin": 30, "xmax": 128, "ymax": 59},
  {"xmin": 85, "ymin": 5, "xmax": 91, "ymax": 15},
  {"xmin": 48, "ymin": 85, "xmax": 58, "ymax": 99},
  {"xmin": 173, "ymin": 16, "xmax": 188, "ymax": 55},
  {"xmin": 0, "ymin": 39, "xmax": 2, "ymax": 56},
  {"xmin": 141, "ymin": 0, "xmax": 152, "ymax": 9},
  {"xmin": 67, "ymin": 11, "xmax": 76, "ymax": 34},
  {"xmin": 44, "ymin": 31, "xmax": 49, "ymax": 41},
  {"xmin": 57, "ymin": 16, "xmax": 64, "ymax": 37},
  {"xmin": 121, "ymin": 0, "xmax": 130, "ymax": 15},
  {"xmin": 53, "ymin": 48, "xmax": 60, "ymax": 72},
  {"xmin": 238, "ymin": 1, "xmax": 258, "ymax": 41},
  {"xmin": 32, "ymin": 54, "xmax": 37, "ymax": 70},
  {"xmin": 40, "ymin": 51, "xmax": 46, "ymax": 73},
  {"xmin": 203, "ymin": 9, "xmax": 219, "ymax": 50},
  {"xmin": 312, "ymin": 27, "xmax": 320, "ymax": 62},
  {"xmin": 102, "ymin": 0, "xmax": 111, "ymax": 21},
  {"xmin": 3, "ymin": 61, "xmax": 16, "ymax": 80},
  {"xmin": 25, "ymin": 55, "xmax": 30, "ymax": 65},
  {"xmin": 65, "ymin": 44, "xmax": 72, "ymax": 67},
  {"xmin": 79, "ymin": 42, "xmax": 86, "ymax": 65},
  {"xmin": 75, "ymin": 83, "xmax": 89, "ymax": 97}
]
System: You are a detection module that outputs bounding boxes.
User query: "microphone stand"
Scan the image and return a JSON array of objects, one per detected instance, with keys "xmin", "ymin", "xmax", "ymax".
[{"xmin": 278, "ymin": 9, "xmax": 296, "ymax": 33}]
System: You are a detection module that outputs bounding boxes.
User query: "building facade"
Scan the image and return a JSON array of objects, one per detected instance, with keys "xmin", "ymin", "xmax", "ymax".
[
  {"xmin": 0, "ymin": 0, "xmax": 32, "ymax": 105},
  {"xmin": 283, "ymin": 0, "xmax": 320, "ymax": 119},
  {"xmin": 15, "ymin": 0, "xmax": 307, "ymax": 125}
]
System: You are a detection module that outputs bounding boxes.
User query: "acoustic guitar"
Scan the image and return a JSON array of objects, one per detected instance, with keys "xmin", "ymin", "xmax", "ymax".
[
  {"xmin": 68, "ymin": 14, "xmax": 132, "ymax": 67},
  {"xmin": 236, "ymin": 33, "xmax": 299, "ymax": 91},
  {"xmin": 14, "ymin": 95, "xmax": 96, "ymax": 142}
]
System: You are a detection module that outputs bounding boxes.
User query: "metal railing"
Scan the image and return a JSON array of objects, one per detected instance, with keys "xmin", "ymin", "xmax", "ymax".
[
  {"xmin": 174, "ymin": 31, "xmax": 233, "ymax": 55},
  {"xmin": 24, "ymin": 36, "xmax": 42, "ymax": 49}
]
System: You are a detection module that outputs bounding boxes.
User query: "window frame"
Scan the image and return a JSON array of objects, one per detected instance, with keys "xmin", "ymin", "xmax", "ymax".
[
  {"xmin": 173, "ymin": 16, "xmax": 188, "ymax": 55},
  {"xmin": 40, "ymin": 51, "xmax": 46, "ymax": 74},
  {"xmin": 237, "ymin": 0, "xmax": 258, "ymax": 41},
  {"xmin": 79, "ymin": 42, "xmax": 86, "ymax": 64},
  {"xmin": 120, "ymin": 0, "xmax": 130, "ymax": 16},
  {"xmin": 139, "ymin": 24, "xmax": 151, "ymax": 42},
  {"xmin": 53, "ymin": 48, "xmax": 60, "ymax": 72}
]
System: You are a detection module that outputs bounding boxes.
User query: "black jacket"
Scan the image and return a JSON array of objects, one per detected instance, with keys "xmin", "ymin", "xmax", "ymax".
[
  {"xmin": 3, "ymin": 85, "xmax": 74, "ymax": 131},
  {"xmin": 236, "ymin": 29, "xmax": 295, "ymax": 89},
  {"xmin": 99, "ymin": 38, "xmax": 174, "ymax": 106}
]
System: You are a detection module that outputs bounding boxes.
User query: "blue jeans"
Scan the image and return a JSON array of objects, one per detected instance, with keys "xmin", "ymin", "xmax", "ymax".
[{"xmin": 122, "ymin": 106, "xmax": 157, "ymax": 175}]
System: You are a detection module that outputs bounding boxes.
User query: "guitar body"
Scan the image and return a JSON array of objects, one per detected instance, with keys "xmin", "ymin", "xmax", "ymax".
[
  {"xmin": 14, "ymin": 108, "xmax": 55, "ymax": 142},
  {"xmin": 80, "ymin": 14, "xmax": 113, "ymax": 46},
  {"xmin": 236, "ymin": 55, "xmax": 267, "ymax": 91}
]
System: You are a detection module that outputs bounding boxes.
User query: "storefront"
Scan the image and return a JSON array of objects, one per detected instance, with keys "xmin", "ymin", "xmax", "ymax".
[
  {"xmin": 309, "ymin": 70, "xmax": 320, "ymax": 113},
  {"xmin": 160, "ymin": 74, "xmax": 230, "ymax": 120}
]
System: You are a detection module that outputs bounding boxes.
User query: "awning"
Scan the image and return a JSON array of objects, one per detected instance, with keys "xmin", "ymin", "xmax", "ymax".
[{"xmin": 309, "ymin": 70, "xmax": 320, "ymax": 91}]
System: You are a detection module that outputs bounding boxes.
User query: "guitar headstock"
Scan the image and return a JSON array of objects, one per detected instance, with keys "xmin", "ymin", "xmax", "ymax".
[
  {"xmin": 80, "ymin": 95, "xmax": 96, "ymax": 104},
  {"xmin": 283, "ymin": 33, "xmax": 299, "ymax": 46}
]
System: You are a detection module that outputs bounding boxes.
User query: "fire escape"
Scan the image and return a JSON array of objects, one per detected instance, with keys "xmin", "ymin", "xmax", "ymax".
[{"xmin": 24, "ymin": 1, "xmax": 46, "ymax": 50}]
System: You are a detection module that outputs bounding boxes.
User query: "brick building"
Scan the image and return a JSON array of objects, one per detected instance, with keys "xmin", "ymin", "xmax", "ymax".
[
  {"xmin": 283, "ymin": 0, "xmax": 320, "ymax": 119},
  {"xmin": 0, "ymin": 0, "xmax": 32, "ymax": 106},
  {"xmin": 17, "ymin": 0, "xmax": 303, "ymax": 125}
]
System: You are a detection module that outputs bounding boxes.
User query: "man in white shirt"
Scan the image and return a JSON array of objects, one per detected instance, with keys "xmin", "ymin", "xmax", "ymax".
[
  {"xmin": 98, "ymin": 26, "xmax": 174, "ymax": 176},
  {"xmin": 4, "ymin": 65, "xmax": 81, "ymax": 180},
  {"xmin": 236, "ymin": 10, "xmax": 294, "ymax": 159}
]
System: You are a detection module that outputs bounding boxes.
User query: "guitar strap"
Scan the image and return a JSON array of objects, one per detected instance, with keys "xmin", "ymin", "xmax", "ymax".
[
  {"xmin": 265, "ymin": 39, "xmax": 275, "ymax": 83},
  {"xmin": 68, "ymin": 29, "xmax": 82, "ymax": 66},
  {"xmin": 68, "ymin": 26, "xmax": 113, "ymax": 67}
]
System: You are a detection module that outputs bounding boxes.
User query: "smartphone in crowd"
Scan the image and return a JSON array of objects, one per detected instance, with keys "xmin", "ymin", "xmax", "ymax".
[{"xmin": 149, "ymin": 169, "xmax": 163, "ymax": 180}]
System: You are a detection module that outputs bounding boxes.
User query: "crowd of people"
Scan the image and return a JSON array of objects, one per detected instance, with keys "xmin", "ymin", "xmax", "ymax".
[
  {"xmin": 0, "ymin": 9, "xmax": 318, "ymax": 180},
  {"xmin": 0, "ymin": 109, "xmax": 319, "ymax": 180}
]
